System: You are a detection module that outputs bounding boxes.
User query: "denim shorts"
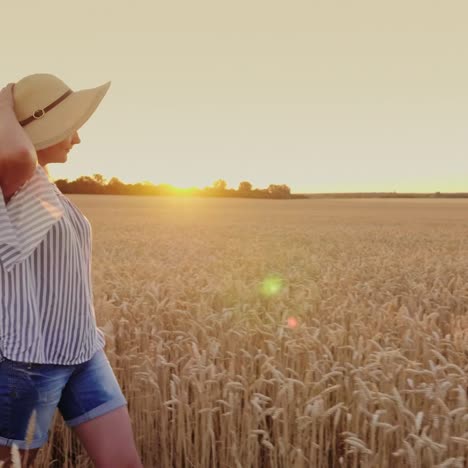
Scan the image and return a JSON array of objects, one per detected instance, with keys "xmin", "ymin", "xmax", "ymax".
[{"xmin": 0, "ymin": 347, "xmax": 128, "ymax": 450}]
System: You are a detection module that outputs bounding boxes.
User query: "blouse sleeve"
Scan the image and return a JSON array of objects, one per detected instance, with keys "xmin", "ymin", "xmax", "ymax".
[{"xmin": 0, "ymin": 165, "xmax": 64, "ymax": 273}]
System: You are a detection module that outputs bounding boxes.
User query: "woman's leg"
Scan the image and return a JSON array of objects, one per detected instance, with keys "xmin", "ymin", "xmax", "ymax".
[
  {"xmin": 59, "ymin": 348, "xmax": 143, "ymax": 467},
  {"xmin": 71, "ymin": 405, "xmax": 143, "ymax": 468},
  {"xmin": 0, "ymin": 358, "xmax": 72, "ymax": 467}
]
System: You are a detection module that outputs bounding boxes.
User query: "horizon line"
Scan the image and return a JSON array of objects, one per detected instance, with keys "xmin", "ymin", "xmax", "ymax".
[{"xmin": 51, "ymin": 176, "xmax": 466, "ymax": 195}]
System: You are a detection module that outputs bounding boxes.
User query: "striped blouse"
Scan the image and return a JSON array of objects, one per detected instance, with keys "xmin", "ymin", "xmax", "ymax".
[{"xmin": 0, "ymin": 164, "xmax": 105, "ymax": 365}]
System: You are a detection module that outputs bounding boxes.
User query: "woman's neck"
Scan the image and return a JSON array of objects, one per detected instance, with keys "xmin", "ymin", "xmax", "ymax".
[{"xmin": 39, "ymin": 163, "xmax": 53, "ymax": 182}]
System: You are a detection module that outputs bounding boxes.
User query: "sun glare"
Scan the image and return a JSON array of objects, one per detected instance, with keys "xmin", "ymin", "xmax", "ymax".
[{"xmin": 260, "ymin": 275, "xmax": 284, "ymax": 297}]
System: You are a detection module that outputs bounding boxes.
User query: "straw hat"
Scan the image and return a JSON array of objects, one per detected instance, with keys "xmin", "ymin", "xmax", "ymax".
[{"xmin": 13, "ymin": 73, "xmax": 111, "ymax": 151}]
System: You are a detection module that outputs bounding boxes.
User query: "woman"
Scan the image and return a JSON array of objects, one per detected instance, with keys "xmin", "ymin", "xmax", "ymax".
[{"xmin": 0, "ymin": 74, "xmax": 143, "ymax": 467}]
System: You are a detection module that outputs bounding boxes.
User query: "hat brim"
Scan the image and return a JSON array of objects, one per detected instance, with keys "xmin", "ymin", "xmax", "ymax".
[{"xmin": 24, "ymin": 81, "xmax": 111, "ymax": 151}]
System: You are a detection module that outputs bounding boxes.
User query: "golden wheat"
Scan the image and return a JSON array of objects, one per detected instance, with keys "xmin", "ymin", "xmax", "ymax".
[{"xmin": 17, "ymin": 196, "xmax": 467, "ymax": 467}]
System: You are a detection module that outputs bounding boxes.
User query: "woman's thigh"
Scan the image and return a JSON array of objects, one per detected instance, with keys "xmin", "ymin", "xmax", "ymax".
[
  {"xmin": 58, "ymin": 348, "xmax": 127, "ymax": 428},
  {"xmin": 0, "ymin": 358, "xmax": 73, "ymax": 450}
]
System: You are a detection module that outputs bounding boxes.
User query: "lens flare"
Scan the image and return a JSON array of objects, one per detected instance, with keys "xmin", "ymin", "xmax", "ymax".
[
  {"xmin": 287, "ymin": 317, "xmax": 298, "ymax": 328},
  {"xmin": 260, "ymin": 275, "xmax": 284, "ymax": 297}
]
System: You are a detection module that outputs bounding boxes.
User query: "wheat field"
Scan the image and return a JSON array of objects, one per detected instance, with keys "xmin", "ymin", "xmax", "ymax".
[{"xmin": 24, "ymin": 196, "xmax": 468, "ymax": 467}]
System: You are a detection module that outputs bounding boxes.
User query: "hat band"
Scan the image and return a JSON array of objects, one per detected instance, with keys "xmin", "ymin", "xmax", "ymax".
[{"xmin": 19, "ymin": 89, "xmax": 73, "ymax": 127}]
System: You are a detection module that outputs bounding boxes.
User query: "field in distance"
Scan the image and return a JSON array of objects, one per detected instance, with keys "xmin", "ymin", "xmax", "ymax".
[{"xmin": 43, "ymin": 196, "xmax": 467, "ymax": 468}]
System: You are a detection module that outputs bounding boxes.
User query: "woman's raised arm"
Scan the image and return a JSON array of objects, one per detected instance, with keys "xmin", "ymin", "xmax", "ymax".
[{"xmin": 0, "ymin": 83, "xmax": 37, "ymax": 203}]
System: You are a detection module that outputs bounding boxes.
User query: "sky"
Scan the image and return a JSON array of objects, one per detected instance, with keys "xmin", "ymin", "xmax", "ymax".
[{"xmin": 2, "ymin": 0, "xmax": 468, "ymax": 193}]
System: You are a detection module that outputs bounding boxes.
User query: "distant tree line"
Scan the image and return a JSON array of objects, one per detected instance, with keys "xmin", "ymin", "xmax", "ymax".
[
  {"xmin": 53, "ymin": 176, "xmax": 465, "ymax": 199},
  {"xmin": 53, "ymin": 175, "xmax": 308, "ymax": 199}
]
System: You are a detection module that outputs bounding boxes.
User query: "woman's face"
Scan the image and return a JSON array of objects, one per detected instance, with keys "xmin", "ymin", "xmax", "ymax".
[{"xmin": 37, "ymin": 130, "xmax": 81, "ymax": 166}]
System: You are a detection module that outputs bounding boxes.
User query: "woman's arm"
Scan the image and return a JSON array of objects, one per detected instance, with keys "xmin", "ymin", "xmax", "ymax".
[{"xmin": 0, "ymin": 83, "xmax": 38, "ymax": 202}]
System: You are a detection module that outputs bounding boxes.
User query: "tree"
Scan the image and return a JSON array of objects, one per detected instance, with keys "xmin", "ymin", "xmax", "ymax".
[
  {"xmin": 213, "ymin": 179, "xmax": 227, "ymax": 191},
  {"xmin": 92, "ymin": 173, "xmax": 107, "ymax": 185},
  {"xmin": 267, "ymin": 184, "xmax": 291, "ymax": 199},
  {"xmin": 238, "ymin": 181, "xmax": 252, "ymax": 193},
  {"xmin": 107, "ymin": 177, "xmax": 126, "ymax": 195},
  {"xmin": 108, "ymin": 177, "xmax": 124, "ymax": 186},
  {"xmin": 72, "ymin": 176, "xmax": 100, "ymax": 194},
  {"xmin": 54, "ymin": 179, "xmax": 69, "ymax": 193}
]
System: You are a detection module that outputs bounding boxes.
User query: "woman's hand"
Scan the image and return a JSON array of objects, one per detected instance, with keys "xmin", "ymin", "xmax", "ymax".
[
  {"xmin": 0, "ymin": 83, "xmax": 15, "ymax": 110},
  {"xmin": 0, "ymin": 82, "xmax": 38, "ymax": 201}
]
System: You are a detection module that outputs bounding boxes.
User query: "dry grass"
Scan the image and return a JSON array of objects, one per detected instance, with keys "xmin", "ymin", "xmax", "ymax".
[{"xmin": 27, "ymin": 196, "xmax": 468, "ymax": 467}]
